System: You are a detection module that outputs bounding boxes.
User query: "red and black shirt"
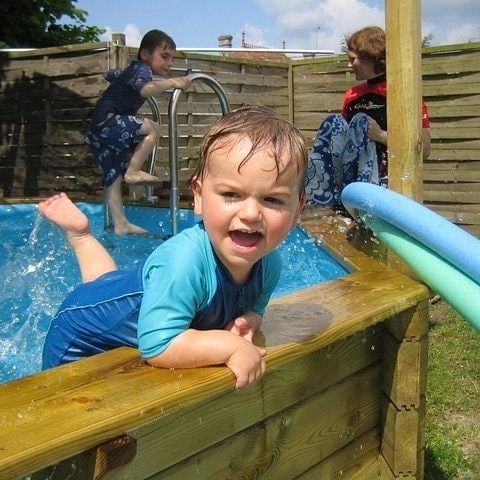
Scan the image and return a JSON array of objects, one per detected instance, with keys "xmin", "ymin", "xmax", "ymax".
[{"xmin": 342, "ymin": 74, "xmax": 430, "ymax": 178}]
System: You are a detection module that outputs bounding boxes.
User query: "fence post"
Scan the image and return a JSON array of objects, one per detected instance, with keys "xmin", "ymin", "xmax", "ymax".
[{"xmin": 386, "ymin": 0, "xmax": 424, "ymax": 201}]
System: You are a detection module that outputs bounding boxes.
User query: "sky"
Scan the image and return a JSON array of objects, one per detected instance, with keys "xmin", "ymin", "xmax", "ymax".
[{"xmin": 75, "ymin": 0, "xmax": 479, "ymax": 53}]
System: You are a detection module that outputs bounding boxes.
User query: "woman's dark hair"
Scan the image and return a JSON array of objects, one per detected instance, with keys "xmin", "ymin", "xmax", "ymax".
[
  {"xmin": 137, "ymin": 29, "xmax": 176, "ymax": 59},
  {"xmin": 346, "ymin": 26, "xmax": 386, "ymax": 74}
]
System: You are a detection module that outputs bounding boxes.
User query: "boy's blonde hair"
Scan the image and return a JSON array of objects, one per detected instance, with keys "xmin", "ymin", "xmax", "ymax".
[{"xmin": 191, "ymin": 105, "xmax": 307, "ymax": 197}]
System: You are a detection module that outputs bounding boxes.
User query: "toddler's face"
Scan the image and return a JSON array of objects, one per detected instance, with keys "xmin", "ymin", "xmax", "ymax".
[
  {"xmin": 192, "ymin": 136, "xmax": 305, "ymax": 283},
  {"xmin": 142, "ymin": 44, "xmax": 175, "ymax": 76}
]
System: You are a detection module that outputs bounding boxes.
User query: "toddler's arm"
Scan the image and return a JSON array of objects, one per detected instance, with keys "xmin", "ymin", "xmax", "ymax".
[
  {"xmin": 145, "ymin": 329, "xmax": 266, "ymax": 390},
  {"xmin": 140, "ymin": 77, "xmax": 191, "ymax": 98}
]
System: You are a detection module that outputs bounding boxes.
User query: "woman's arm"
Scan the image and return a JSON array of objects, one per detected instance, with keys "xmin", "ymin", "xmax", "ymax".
[
  {"xmin": 422, "ymin": 127, "xmax": 431, "ymax": 160},
  {"xmin": 367, "ymin": 117, "xmax": 432, "ymax": 160}
]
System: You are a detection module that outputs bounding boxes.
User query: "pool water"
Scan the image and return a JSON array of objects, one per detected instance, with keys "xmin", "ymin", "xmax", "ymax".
[{"xmin": 0, "ymin": 202, "xmax": 348, "ymax": 383}]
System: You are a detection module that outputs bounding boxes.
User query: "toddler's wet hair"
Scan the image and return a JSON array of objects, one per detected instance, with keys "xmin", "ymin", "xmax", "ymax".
[{"xmin": 191, "ymin": 105, "xmax": 307, "ymax": 194}]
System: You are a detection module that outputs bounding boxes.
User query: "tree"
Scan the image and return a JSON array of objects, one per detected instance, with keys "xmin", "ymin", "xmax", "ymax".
[{"xmin": 0, "ymin": 0, "xmax": 104, "ymax": 48}]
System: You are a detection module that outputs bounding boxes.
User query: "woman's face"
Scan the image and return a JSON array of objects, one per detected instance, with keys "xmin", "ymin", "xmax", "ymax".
[{"xmin": 347, "ymin": 50, "xmax": 378, "ymax": 81}]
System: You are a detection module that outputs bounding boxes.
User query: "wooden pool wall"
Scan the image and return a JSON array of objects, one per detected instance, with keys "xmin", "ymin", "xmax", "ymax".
[{"xmin": 0, "ymin": 207, "xmax": 429, "ymax": 480}]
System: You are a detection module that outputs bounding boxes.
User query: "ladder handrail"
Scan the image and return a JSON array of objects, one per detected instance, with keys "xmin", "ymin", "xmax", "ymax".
[{"xmin": 168, "ymin": 73, "xmax": 230, "ymax": 236}]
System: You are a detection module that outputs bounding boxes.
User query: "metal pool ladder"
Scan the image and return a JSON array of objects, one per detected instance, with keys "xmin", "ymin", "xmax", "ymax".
[{"xmin": 104, "ymin": 73, "xmax": 230, "ymax": 235}]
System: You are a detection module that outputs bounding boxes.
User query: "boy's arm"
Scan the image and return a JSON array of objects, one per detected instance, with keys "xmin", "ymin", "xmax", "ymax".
[
  {"xmin": 145, "ymin": 328, "xmax": 266, "ymax": 390},
  {"xmin": 140, "ymin": 77, "xmax": 191, "ymax": 98}
]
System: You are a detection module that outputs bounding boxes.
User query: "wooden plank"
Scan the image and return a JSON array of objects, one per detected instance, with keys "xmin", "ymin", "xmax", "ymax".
[
  {"xmin": 424, "ymin": 162, "xmax": 480, "ymax": 182},
  {"xmin": 422, "ymin": 53, "xmax": 480, "ymax": 76},
  {"xmin": 137, "ymin": 365, "xmax": 382, "ymax": 480},
  {"xmin": 292, "ymin": 94, "xmax": 343, "ymax": 112},
  {"xmin": 423, "ymin": 184, "xmax": 480, "ymax": 203},
  {"xmin": 384, "ymin": 301, "xmax": 429, "ymax": 342},
  {"xmin": 431, "ymin": 117, "xmax": 480, "ymax": 128},
  {"xmin": 427, "ymin": 105, "xmax": 480, "ymax": 119},
  {"xmin": 1, "ymin": 42, "xmax": 109, "ymax": 59},
  {"xmin": 429, "ymin": 139, "xmax": 480, "ymax": 150},
  {"xmin": 1, "ymin": 56, "xmax": 108, "ymax": 81},
  {"xmin": 296, "ymin": 430, "xmax": 381, "ymax": 479},
  {"xmin": 424, "ymin": 82, "xmax": 480, "ymax": 96},
  {"xmin": 383, "ymin": 333, "xmax": 428, "ymax": 408},
  {"xmin": 381, "ymin": 396, "xmax": 424, "ymax": 476},
  {"xmin": 431, "ymin": 126, "xmax": 480, "ymax": 139},
  {"xmin": 423, "ymin": 71, "xmax": 480, "ymax": 88},
  {"xmin": 423, "ymin": 42, "xmax": 480, "ymax": 55},
  {"xmin": 428, "ymin": 149, "xmax": 480, "ymax": 161},
  {"xmin": 427, "ymin": 203, "xmax": 480, "ymax": 225}
]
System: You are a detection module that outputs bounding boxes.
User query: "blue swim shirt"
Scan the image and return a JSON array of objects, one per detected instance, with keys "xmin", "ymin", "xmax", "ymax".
[{"xmin": 138, "ymin": 222, "xmax": 282, "ymax": 358}]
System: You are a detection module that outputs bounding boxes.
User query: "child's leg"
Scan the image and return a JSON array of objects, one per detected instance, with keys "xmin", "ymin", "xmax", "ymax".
[
  {"xmin": 38, "ymin": 193, "xmax": 117, "ymax": 283},
  {"xmin": 105, "ymin": 176, "xmax": 148, "ymax": 235},
  {"xmin": 124, "ymin": 118, "xmax": 161, "ymax": 184}
]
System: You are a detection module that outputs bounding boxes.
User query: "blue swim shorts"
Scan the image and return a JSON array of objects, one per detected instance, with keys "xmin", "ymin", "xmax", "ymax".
[
  {"xmin": 42, "ymin": 264, "xmax": 144, "ymax": 370},
  {"xmin": 86, "ymin": 114, "xmax": 145, "ymax": 187}
]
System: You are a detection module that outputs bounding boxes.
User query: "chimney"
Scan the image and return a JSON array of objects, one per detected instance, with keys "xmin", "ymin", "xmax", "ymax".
[{"xmin": 218, "ymin": 34, "xmax": 233, "ymax": 49}]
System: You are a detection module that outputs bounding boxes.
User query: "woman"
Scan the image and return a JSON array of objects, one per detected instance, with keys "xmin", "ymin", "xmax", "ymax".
[{"xmin": 306, "ymin": 26, "xmax": 431, "ymax": 208}]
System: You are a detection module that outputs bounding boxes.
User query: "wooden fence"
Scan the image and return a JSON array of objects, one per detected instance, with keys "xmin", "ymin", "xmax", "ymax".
[
  {"xmin": 0, "ymin": 41, "xmax": 289, "ymax": 199},
  {"xmin": 1, "ymin": 40, "xmax": 479, "ymax": 233}
]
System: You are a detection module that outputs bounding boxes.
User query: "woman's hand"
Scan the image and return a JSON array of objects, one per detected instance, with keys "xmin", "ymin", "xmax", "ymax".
[{"xmin": 367, "ymin": 116, "xmax": 387, "ymax": 145}]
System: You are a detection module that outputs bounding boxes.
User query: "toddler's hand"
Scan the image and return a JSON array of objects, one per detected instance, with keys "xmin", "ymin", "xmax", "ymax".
[
  {"xmin": 226, "ymin": 342, "xmax": 266, "ymax": 390},
  {"xmin": 170, "ymin": 77, "xmax": 191, "ymax": 90}
]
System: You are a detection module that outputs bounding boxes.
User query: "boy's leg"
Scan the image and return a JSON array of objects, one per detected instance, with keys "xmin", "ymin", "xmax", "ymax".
[
  {"xmin": 38, "ymin": 193, "xmax": 118, "ymax": 283},
  {"xmin": 105, "ymin": 176, "xmax": 148, "ymax": 235},
  {"xmin": 124, "ymin": 118, "xmax": 161, "ymax": 184}
]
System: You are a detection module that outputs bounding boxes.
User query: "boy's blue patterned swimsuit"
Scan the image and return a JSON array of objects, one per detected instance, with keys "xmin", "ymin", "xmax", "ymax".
[
  {"xmin": 86, "ymin": 60, "xmax": 154, "ymax": 187},
  {"xmin": 42, "ymin": 222, "xmax": 282, "ymax": 369}
]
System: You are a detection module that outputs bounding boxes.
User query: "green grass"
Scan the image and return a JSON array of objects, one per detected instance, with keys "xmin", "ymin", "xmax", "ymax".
[{"xmin": 425, "ymin": 301, "xmax": 480, "ymax": 480}]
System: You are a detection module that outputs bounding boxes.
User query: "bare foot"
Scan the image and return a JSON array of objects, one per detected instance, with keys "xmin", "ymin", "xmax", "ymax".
[
  {"xmin": 38, "ymin": 193, "xmax": 90, "ymax": 236},
  {"xmin": 114, "ymin": 220, "xmax": 149, "ymax": 236},
  {"xmin": 124, "ymin": 170, "xmax": 160, "ymax": 185}
]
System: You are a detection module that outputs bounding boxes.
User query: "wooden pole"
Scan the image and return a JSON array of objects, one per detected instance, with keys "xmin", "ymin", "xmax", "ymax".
[
  {"xmin": 111, "ymin": 32, "xmax": 129, "ymax": 69},
  {"xmin": 385, "ymin": 0, "xmax": 424, "ymax": 201}
]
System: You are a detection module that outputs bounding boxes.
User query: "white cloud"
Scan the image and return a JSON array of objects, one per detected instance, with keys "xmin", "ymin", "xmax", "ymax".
[
  {"xmin": 422, "ymin": 0, "xmax": 480, "ymax": 44},
  {"xmin": 124, "ymin": 24, "xmax": 143, "ymax": 47},
  {"xmin": 254, "ymin": 0, "xmax": 479, "ymax": 51},
  {"xmin": 238, "ymin": 24, "xmax": 269, "ymax": 47},
  {"xmin": 255, "ymin": 0, "xmax": 384, "ymax": 52},
  {"xmin": 97, "ymin": 24, "xmax": 143, "ymax": 47}
]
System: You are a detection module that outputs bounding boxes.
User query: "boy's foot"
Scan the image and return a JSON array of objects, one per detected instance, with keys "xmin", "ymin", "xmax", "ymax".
[
  {"xmin": 38, "ymin": 193, "xmax": 90, "ymax": 236},
  {"xmin": 124, "ymin": 171, "xmax": 160, "ymax": 185},
  {"xmin": 114, "ymin": 221, "xmax": 149, "ymax": 236}
]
